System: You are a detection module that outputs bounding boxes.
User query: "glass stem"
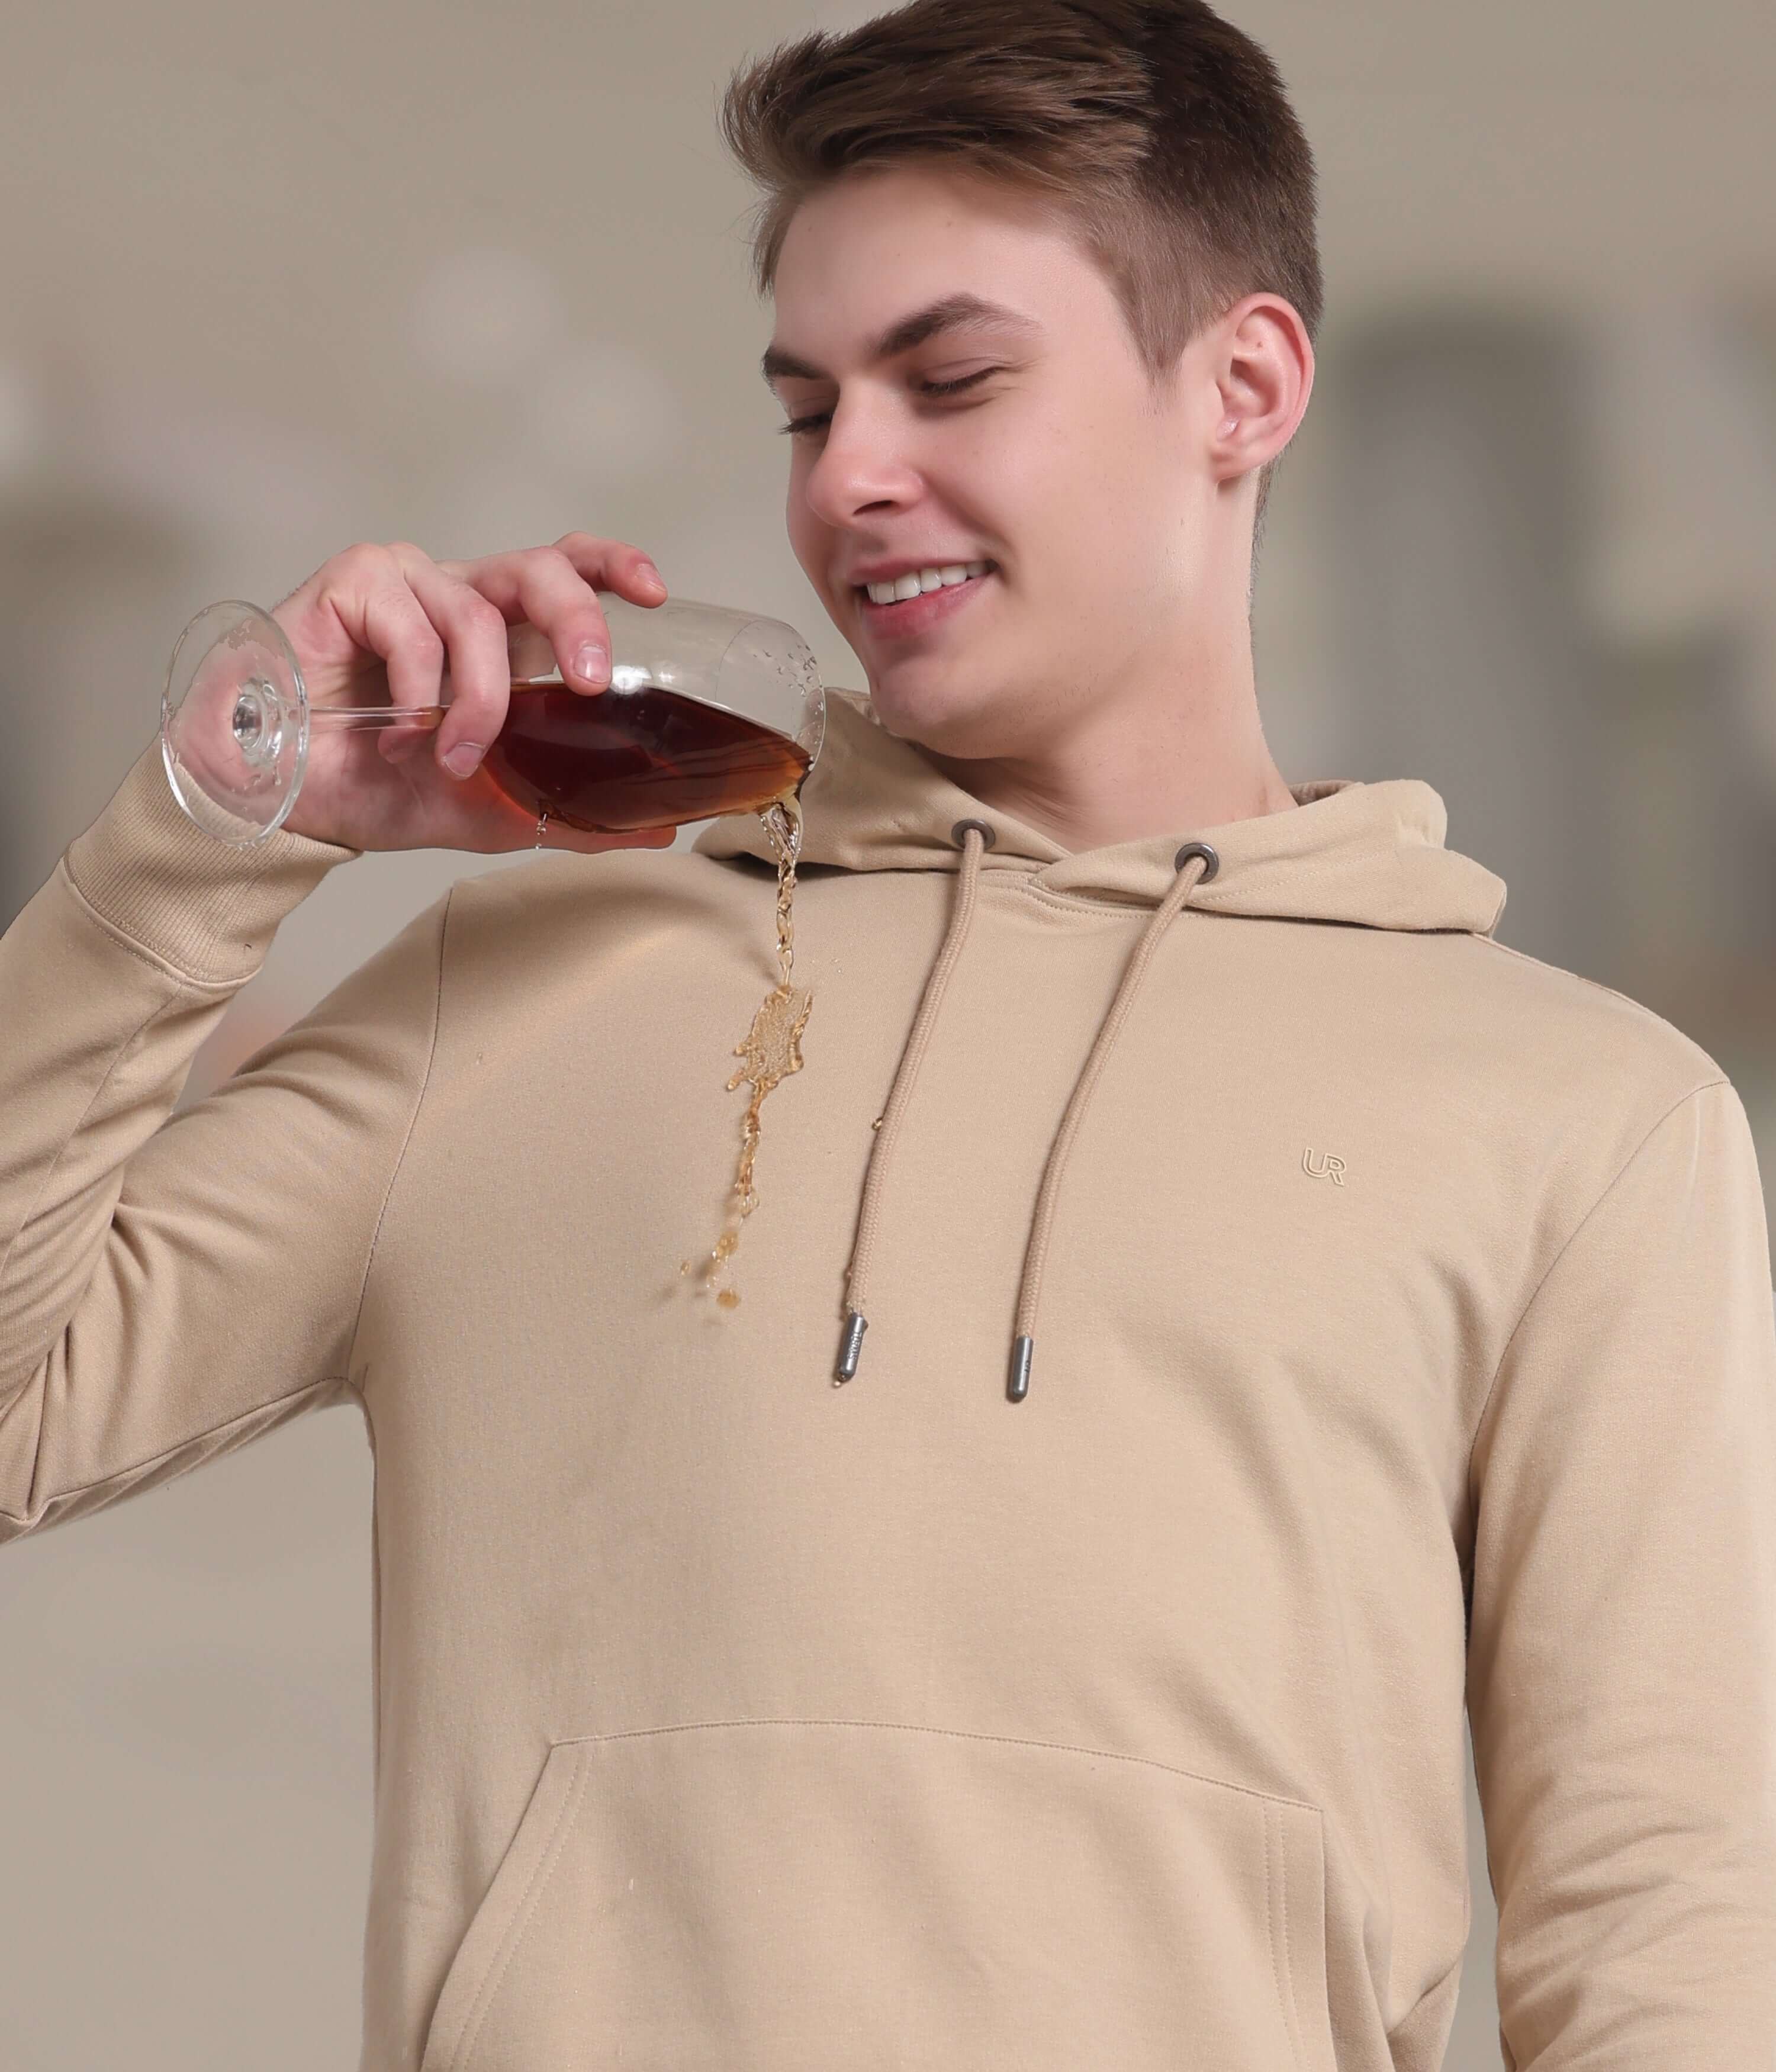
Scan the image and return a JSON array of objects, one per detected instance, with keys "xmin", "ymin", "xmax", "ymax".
[
  {"xmin": 303, "ymin": 675, "xmax": 560, "ymax": 732},
  {"xmin": 307, "ymin": 704, "xmax": 447, "ymax": 732}
]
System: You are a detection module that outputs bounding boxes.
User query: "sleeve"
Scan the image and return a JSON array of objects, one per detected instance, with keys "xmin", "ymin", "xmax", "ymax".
[
  {"xmin": 0, "ymin": 735, "xmax": 445, "ymax": 1540},
  {"xmin": 1465, "ymin": 1076, "xmax": 1776, "ymax": 2068}
]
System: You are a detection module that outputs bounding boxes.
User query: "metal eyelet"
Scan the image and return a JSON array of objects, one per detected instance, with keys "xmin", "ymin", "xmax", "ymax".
[
  {"xmin": 1173, "ymin": 839, "xmax": 1220, "ymax": 881},
  {"xmin": 951, "ymin": 819, "xmax": 997, "ymax": 850}
]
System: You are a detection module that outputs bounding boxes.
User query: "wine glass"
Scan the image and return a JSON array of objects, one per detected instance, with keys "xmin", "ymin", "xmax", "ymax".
[{"xmin": 160, "ymin": 591, "xmax": 826, "ymax": 849}]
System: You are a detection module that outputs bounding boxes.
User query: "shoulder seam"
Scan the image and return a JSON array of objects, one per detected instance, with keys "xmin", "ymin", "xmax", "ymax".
[
  {"xmin": 1463, "ymin": 1076, "xmax": 1731, "ymax": 1500},
  {"xmin": 1472, "ymin": 934, "xmax": 1717, "ymax": 1048}
]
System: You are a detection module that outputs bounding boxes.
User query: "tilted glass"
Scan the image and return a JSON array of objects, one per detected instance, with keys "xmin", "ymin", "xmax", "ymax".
[{"xmin": 160, "ymin": 592, "xmax": 826, "ymax": 847}]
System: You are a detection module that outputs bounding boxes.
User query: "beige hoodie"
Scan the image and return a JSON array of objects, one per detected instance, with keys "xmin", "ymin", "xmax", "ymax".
[{"xmin": 3, "ymin": 687, "xmax": 1774, "ymax": 2071}]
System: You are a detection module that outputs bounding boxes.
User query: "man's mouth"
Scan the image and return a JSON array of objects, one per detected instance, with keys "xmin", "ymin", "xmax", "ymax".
[{"xmin": 853, "ymin": 562, "xmax": 998, "ymax": 638}]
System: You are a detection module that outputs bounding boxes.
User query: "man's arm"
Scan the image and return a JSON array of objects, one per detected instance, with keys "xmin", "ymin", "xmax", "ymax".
[
  {"xmin": 0, "ymin": 736, "xmax": 442, "ymax": 1539},
  {"xmin": 1465, "ymin": 1076, "xmax": 1776, "ymax": 2067}
]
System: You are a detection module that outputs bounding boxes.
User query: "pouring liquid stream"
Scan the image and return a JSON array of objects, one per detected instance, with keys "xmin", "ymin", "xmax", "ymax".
[
  {"xmin": 460, "ymin": 670, "xmax": 813, "ymax": 1310},
  {"xmin": 680, "ymin": 781, "xmax": 812, "ymax": 1309}
]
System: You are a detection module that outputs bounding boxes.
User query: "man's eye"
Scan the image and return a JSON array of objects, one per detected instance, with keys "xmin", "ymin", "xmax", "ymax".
[{"xmin": 777, "ymin": 368, "xmax": 1000, "ymax": 437}]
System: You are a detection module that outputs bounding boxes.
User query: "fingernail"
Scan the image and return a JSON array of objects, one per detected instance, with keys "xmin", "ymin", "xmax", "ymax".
[
  {"xmin": 443, "ymin": 741, "xmax": 484, "ymax": 777},
  {"xmin": 574, "ymin": 642, "xmax": 609, "ymax": 683},
  {"xmin": 638, "ymin": 562, "xmax": 664, "ymax": 590}
]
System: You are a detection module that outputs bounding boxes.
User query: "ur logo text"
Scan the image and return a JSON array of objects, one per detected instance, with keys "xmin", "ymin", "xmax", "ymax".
[{"xmin": 1302, "ymin": 1147, "xmax": 1346, "ymax": 1186}]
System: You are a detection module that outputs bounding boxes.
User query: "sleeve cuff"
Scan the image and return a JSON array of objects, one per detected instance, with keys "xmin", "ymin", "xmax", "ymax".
[{"xmin": 63, "ymin": 733, "xmax": 364, "ymax": 986}]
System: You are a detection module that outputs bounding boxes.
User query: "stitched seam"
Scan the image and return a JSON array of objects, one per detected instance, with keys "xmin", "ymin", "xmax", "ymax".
[
  {"xmin": 1265, "ymin": 1804, "xmax": 1299, "ymax": 2067},
  {"xmin": 1018, "ymin": 883, "xmax": 1163, "ymax": 918},
  {"xmin": 0, "ymin": 976, "xmax": 201, "ymax": 1482},
  {"xmin": 5, "ymin": 860, "xmax": 268, "ymax": 1376},
  {"xmin": 0, "ymin": 988, "xmax": 173, "ymax": 1296},
  {"xmin": 966, "ymin": 875, "xmax": 1218, "ymax": 921},
  {"xmin": 554, "ymin": 1715, "xmax": 1324, "ymax": 1819},
  {"xmin": 4, "ymin": 1375, "xmax": 348, "ymax": 1527},
  {"xmin": 1462, "ymin": 1077, "xmax": 1729, "ymax": 1501},
  {"xmin": 451, "ymin": 1746, "xmax": 590, "ymax": 2072},
  {"xmin": 1388, "ymin": 1941, "xmax": 1468, "ymax": 2044},
  {"xmin": 1012, "ymin": 880, "xmax": 1331, "ymax": 931},
  {"xmin": 1473, "ymin": 932, "xmax": 1722, "ymax": 1036},
  {"xmin": 343, "ymin": 886, "xmax": 453, "ymax": 1385},
  {"xmin": 2, "ymin": 873, "xmax": 304, "ymax": 1489},
  {"xmin": 57, "ymin": 855, "xmax": 274, "ymax": 991}
]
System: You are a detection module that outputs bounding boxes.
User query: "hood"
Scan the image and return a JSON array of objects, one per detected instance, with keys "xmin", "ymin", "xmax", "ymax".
[
  {"xmin": 694, "ymin": 688, "xmax": 1507, "ymax": 932},
  {"xmin": 693, "ymin": 688, "xmax": 1507, "ymax": 1400}
]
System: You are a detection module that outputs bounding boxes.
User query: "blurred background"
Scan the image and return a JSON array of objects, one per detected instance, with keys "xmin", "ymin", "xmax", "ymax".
[{"xmin": 2, "ymin": 0, "xmax": 1774, "ymax": 2064}]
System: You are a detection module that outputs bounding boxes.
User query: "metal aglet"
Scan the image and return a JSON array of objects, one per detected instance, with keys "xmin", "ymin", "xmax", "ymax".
[
  {"xmin": 834, "ymin": 1311, "xmax": 868, "ymax": 1384},
  {"xmin": 1008, "ymin": 1336, "xmax": 1033, "ymax": 1402}
]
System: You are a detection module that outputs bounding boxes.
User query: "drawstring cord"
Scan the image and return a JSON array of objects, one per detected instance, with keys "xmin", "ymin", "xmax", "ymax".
[
  {"xmin": 1005, "ymin": 839, "xmax": 1217, "ymax": 1400},
  {"xmin": 834, "ymin": 822, "xmax": 1220, "ymax": 1401},
  {"xmin": 834, "ymin": 818, "xmax": 996, "ymax": 1384}
]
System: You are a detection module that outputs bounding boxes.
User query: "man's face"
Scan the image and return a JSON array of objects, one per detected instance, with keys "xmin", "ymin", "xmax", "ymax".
[{"xmin": 765, "ymin": 162, "xmax": 1225, "ymax": 764}]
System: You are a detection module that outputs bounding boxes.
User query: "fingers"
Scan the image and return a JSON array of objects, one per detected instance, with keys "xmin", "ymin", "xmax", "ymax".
[
  {"xmin": 551, "ymin": 530, "xmax": 668, "ymax": 623},
  {"xmin": 442, "ymin": 543, "xmax": 614, "ymax": 694},
  {"xmin": 350, "ymin": 565, "xmax": 447, "ymax": 716},
  {"xmin": 389, "ymin": 544, "xmax": 519, "ymax": 777},
  {"xmin": 311, "ymin": 545, "xmax": 448, "ymax": 767},
  {"xmin": 441, "ymin": 533, "xmax": 667, "ymax": 700},
  {"xmin": 303, "ymin": 535, "xmax": 668, "ymax": 793}
]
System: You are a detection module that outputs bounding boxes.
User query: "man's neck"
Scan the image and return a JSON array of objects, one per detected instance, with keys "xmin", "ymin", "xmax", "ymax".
[{"xmin": 911, "ymin": 636, "xmax": 1297, "ymax": 856}]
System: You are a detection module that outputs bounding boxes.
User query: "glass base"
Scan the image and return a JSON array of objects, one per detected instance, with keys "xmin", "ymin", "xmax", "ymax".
[{"xmin": 161, "ymin": 600, "xmax": 309, "ymax": 847}]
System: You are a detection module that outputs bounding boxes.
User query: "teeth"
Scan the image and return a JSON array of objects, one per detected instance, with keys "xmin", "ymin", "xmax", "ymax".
[{"xmin": 865, "ymin": 560, "xmax": 989, "ymax": 605}]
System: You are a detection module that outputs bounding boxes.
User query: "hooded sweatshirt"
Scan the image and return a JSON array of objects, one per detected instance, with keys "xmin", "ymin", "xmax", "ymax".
[{"xmin": 3, "ymin": 685, "xmax": 1774, "ymax": 2072}]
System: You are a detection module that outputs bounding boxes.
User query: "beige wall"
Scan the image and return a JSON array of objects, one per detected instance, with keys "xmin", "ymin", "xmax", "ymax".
[{"xmin": 2, "ymin": 1, "xmax": 1773, "ymax": 2064}]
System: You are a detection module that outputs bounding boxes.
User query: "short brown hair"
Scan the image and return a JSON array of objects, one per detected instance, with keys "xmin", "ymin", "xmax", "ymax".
[{"xmin": 719, "ymin": 0, "xmax": 1323, "ymax": 544}]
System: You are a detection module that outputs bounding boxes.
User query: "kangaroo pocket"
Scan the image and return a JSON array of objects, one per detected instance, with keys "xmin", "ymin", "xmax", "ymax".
[{"xmin": 418, "ymin": 1719, "xmax": 1336, "ymax": 2072}]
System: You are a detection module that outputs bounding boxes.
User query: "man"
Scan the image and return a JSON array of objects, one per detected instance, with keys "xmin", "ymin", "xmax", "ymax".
[{"xmin": 3, "ymin": 2, "xmax": 1772, "ymax": 2067}]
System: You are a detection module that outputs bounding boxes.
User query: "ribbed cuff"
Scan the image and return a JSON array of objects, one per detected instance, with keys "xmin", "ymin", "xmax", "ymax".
[{"xmin": 63, "ymin": 733, "xmax": 363, "ymax": 986}]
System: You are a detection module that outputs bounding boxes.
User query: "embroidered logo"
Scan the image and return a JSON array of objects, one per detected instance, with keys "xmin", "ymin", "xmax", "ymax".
[{"xmin": 1302, "ymin": 1147, "xmax": 1346, "ymax": 1186}]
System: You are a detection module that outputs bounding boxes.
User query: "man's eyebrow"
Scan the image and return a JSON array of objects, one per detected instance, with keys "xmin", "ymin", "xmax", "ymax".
[{"xmin": 760, "ymin": 292, "xmax": 1042, "ymax": 389}]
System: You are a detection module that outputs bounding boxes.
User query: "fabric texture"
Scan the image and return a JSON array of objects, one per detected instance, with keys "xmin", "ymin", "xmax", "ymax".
[{"xmin": 2, "ymin": 688, "xmax": 1772, "ymax": 2071}]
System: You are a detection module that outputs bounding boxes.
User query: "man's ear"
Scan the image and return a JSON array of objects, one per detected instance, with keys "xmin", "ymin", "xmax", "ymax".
[{"xmin": 1206, "ymin": 292, "xmax": 1314, "ymax": 484}]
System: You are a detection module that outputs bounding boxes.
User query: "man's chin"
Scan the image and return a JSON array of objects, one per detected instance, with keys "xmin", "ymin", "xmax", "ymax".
[{"xmin": 860, "ymin": 669, "xmax": 983, "ymax": 749}]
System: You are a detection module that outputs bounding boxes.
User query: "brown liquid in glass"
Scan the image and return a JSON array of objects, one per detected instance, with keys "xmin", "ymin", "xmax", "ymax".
[{"xmin": 482, "ymin": 682, "xmax": 812, "ymax": 833}]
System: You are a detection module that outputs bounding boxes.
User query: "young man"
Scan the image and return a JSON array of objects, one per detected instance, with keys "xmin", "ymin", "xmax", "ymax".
[{"xmin": 2, "ymin": 2, "xmax": 1772, "ymax": 2067}]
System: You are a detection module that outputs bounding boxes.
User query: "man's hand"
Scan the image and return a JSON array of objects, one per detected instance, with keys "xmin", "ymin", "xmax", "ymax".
[{"xmin": 270, "ymin": 532, "xmax": 677, "ymax": 854}]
